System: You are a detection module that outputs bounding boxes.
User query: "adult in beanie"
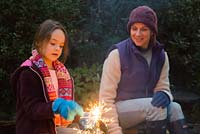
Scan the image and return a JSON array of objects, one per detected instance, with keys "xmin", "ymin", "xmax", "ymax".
[{"xmin": 99, "ymin": 5, "xmax": 189, "ymax": 134}]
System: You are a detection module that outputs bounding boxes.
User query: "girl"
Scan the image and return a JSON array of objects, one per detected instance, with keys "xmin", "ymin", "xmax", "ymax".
[
  {"xmin": 11, "ymin": 19, "xmax": 83, "ymax": 134},
  {"xmin": 99, "ymin": 6, "xmax": 189, "ymax": 134}
]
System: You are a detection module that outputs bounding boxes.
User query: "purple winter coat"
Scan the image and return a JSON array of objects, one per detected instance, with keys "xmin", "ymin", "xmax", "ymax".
[{"xmin": 11, "ymin": 64, "xmax": 56, "ymax": 134}]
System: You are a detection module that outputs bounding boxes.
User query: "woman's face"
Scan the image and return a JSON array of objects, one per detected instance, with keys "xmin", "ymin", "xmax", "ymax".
[
  {"xmin": 130, "ymin": 23, "xmax": 151, "ymax": 49},
  {"xmin": 42, "ymin": 29, "xmax": 65, "ymax": 67}
]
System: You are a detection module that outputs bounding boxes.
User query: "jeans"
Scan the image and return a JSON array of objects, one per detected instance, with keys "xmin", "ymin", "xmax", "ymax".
[
  {"xmin": 116, "ymin": 98, "xmax": 184, "ymax": 129},
  {"xmin": 167, "ymin": 102, "xmax": 185, "ymax": 122}
]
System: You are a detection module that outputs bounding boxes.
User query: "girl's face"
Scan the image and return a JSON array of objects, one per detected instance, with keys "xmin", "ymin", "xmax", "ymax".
[
  {"xmin": 130, "ymin": 23, "xmax": 151, "ymax": 49},
  {"xmin": 42, "ymin": 29, "xmax": 65, "ymax": 68}
]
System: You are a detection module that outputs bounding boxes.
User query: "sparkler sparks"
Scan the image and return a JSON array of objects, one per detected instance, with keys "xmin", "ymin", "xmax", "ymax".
[{"xmin": 78, "ymin": 101, "xmax": 112, "ymax": 134}]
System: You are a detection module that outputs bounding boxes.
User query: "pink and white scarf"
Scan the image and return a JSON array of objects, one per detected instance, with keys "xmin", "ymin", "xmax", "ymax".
[{"xmin": 30, "ymin": 49, "xmax": 73, "ymax": 101}]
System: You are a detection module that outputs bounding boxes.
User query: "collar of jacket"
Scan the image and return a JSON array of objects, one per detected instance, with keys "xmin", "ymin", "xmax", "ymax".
[
  {"xmin": 128, "ymin": 38, "xmax": 164, "ymax": 54},
  {"xmin": 11, "ymin": 63, "xmax": 49, "ymax": 102}
]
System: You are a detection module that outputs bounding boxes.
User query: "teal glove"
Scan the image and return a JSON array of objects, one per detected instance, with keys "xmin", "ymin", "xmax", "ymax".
[{"xmin": 52, "ymin": 98, "xmax": 83, "ymax": 121}]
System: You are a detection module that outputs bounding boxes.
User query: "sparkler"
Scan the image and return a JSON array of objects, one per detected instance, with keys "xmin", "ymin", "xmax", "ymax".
[
  {"xmin": 77, "ymin": 101, "xmax": 112, "ymax": 134},
  {"xmin": 56, "ymin": 101, "xmax": 113, "ymax": 134}
]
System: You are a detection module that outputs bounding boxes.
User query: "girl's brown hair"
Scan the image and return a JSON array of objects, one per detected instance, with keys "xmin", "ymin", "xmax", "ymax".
[{"xmin": 33, "ymin": 19, "xmax": 69, "ymax": 63}]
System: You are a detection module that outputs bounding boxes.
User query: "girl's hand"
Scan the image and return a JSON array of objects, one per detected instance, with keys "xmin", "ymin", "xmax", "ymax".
[{"xmin": 52, "ymin": 98, "xmax": 84, "ymax": 120}]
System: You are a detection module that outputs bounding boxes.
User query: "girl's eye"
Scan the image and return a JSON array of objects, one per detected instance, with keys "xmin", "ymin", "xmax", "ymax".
[
  {"xmin": 59, "ymin": 45, "xmax": 64, "ymax": 49},
  {"xmin": 51, "ymin": 43, "xmax": 56, "ymax": 46}
]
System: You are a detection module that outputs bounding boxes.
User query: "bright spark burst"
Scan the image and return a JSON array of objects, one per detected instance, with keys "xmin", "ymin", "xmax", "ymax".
[{"xmin": 77, "ymin": 101, "xmax": 113, "ymax": 134}]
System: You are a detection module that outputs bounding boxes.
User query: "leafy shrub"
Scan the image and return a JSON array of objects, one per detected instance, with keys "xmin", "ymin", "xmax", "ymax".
[
  {"xmin": 158, "ymin": 0, "xmax": 200, "ymax": 92},
  {"xmin": 69, "ymin": 63, "xmax": 102, "ymax": 109}
]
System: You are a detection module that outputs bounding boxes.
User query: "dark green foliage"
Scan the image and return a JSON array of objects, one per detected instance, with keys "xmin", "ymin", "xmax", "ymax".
[
  {"xmin": 158, "ymin": 0, "xmax": 200, "ymax": 92},
  {"xmin": 69, "ymin": 64, "xmax": 102, "ymax": 109}
]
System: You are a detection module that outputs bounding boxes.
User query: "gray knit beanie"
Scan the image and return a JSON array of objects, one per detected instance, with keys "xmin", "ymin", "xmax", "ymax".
[{"xmin": 127, "ymin": 6, "xmax": 158, "ymax": 34}]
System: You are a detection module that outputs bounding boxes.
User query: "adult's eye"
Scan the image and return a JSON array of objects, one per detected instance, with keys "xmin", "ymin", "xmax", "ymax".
[
  {"xmin": 131, "ymin": 27, "xmax": 137, "ymax": 31},
  {"xmin": 141, "ymin": 28, "xmax": 148, "ymax": 32}
]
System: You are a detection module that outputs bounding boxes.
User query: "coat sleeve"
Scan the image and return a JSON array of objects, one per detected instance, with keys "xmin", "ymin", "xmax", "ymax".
[
  {"xmin": 18, "ymin": 69, "xmax": 54, "ymax": 120},
  {"xmin": 154, "ymin": 52, "xmax": 173, "ymax": 101},
  {"xmin": 99, "ymin": 49, "xmax": 123, "ymax": 134}
]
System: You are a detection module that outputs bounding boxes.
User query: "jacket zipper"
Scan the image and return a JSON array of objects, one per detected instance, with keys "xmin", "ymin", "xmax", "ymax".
[
  {"xmin": 29, "ymin": 67, "xmax": 48, "ymax": 103},
  {"xmin": 137, "ymin": 53, "xmax": 150, "ymax": 97},
  {"xmin": 29, "ymin": 67, "xmax": 58, "ymax": 133}
]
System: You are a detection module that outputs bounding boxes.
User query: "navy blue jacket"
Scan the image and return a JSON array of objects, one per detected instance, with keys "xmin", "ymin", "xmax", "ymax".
[{"xmin": 107, "ymin": 38, "xmax": 165, "ymax": 101}]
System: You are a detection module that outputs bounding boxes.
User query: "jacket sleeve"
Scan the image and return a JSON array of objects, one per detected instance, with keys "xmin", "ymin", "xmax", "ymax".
[
  {"xmin": 154, "ymin": 52, "xmax": 173, "ymax": 101},
  {"xmin": 99, "ymin": 49, "xmax": 123, "ymax": 134},
  {"xmin": 18, "ymin": 68, "xmax": 54, "ymax": 120}
]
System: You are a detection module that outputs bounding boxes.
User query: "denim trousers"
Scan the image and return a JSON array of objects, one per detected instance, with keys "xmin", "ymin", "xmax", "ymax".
[{"xmin": 116, "ymin": 98, "xmax": 185, "ymax": 129}]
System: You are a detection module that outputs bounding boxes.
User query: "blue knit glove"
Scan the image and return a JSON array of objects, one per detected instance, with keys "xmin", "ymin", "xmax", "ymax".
[
  {"xmin": 151, "ymin": 91, "xmax": 170, "ymax": 108},
  {"xmin": 52, "ymin": 98, "xmax": 84, "ymax": 121}
]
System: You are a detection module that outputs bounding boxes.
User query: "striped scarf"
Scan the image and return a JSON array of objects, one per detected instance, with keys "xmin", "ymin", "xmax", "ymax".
[{"xmin": 27, "ymin": 49, "xmax": 73, "ymax": 126}]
